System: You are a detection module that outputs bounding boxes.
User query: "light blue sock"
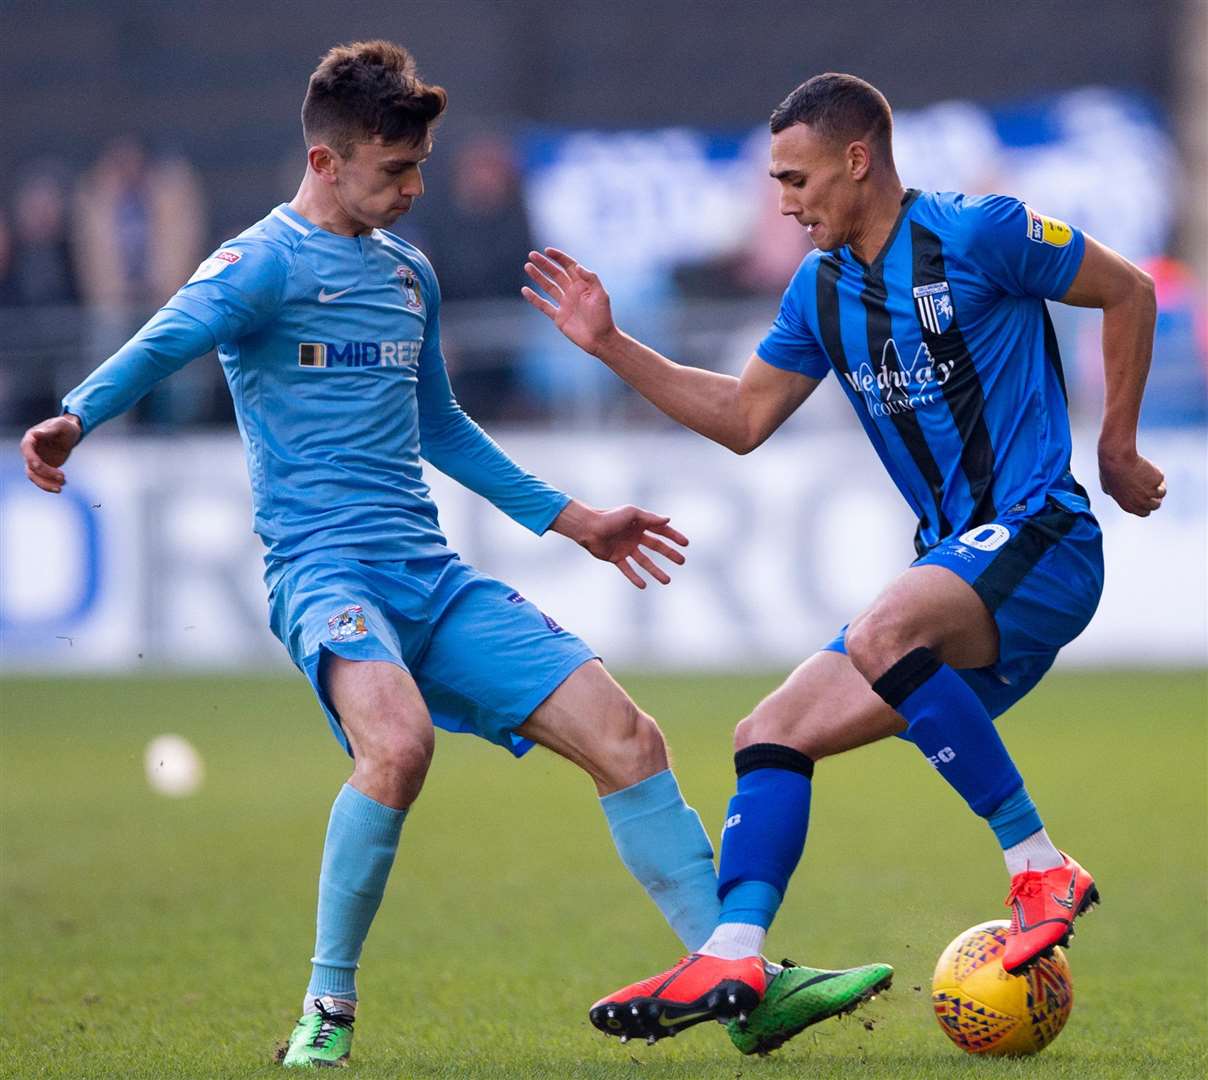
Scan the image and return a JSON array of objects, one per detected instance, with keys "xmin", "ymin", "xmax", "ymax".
[
  {"xmin": 987, "ymin": 786, "xmax": 1044, "ymax": 848},
  {"xmin": 600, "ymin": 770, "xmax": 720, "ymax": 951},
  {"xmin": 307, "ymin": 784, "xmax": 407, "ymax": 1000},
  {"xmin": 718, "ymin": 880, "xmax": 784, "ymax": 929}
]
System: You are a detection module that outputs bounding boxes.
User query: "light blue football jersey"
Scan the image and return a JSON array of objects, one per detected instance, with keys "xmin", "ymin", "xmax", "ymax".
[{"xmin": 63, "ymin": 204, "xmax": 569, "ymax": 576}]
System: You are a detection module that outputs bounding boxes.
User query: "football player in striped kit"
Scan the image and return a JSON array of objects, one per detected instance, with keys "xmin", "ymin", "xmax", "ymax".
[{"xmin": 524, "ymin": 72, "xmax": 1164, "ymax": 1054}]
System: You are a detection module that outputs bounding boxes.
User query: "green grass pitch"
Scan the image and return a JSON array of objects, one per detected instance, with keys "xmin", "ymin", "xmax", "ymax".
[{"xmin": 2, "ymin": 669, "xmax": 1205, "ymax": 1079}]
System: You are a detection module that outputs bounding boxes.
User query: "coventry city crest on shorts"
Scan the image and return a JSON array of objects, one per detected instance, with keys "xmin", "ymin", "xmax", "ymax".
[
  {"xmin": 913, "ymin": 281, "xmax": 955, "ymax": 334},
  {"xmin": 328, "ymin": 605, "xmax": 368, "ymax": 641},
  {"xmin": 395, "ymin": 266, "xmax": 424, "ymax": 314}
]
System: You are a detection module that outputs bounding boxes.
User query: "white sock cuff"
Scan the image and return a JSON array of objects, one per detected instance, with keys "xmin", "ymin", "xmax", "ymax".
[
  {"xmin": 698, "ymin": 921, "xmax": 767, "ymax": 959},
  {"xmin": 302, "ymin": 994, "xmax": 358, "ymax": 1017},
  {"xmin": 1004, "ymin": 827, "xmax": 1062, "ymax": 875}
]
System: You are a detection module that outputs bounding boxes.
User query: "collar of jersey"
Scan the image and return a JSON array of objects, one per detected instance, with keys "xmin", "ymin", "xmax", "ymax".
[
  {"xmin": 841, "ymin": 187, "xmax": 921, "ymax": 270},
  {"xmin": 274, "ymin": 203, "xmax": 369, "ymax": 245}
]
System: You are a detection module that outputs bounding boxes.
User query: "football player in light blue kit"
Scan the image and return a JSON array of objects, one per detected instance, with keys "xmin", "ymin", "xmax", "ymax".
[{"xmin": 20, "ymin": 41, "xmax": 735, "ymax": 1069}]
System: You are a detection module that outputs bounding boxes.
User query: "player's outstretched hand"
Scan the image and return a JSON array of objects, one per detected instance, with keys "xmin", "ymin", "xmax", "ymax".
[
  {"xmin": 20, "ymin": 414, "xmax": 82, "ymax": 494},
  {"xmin": 522, "ymin": 248, "xmax": 617, "ymax": 357},
  {"xmin": 1099, "ymin": 446, "xmax": 1166, "ymax": 517},
  {"xmin": 550, "ymin": 499, "xmax": 688, "ymax": 589}
]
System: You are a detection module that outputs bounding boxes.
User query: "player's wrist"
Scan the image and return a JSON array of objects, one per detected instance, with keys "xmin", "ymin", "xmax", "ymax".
[
  {"xmin": 1097, "ymin": 429, "xmax": 1137, "ymax": 465},
  {"xmin": 549, "ymin": 498, "xmax": 597, "ymax": 544},
  {"xmin": 588, "ymin": 324, "xmax": 625, "ymax": 361}
]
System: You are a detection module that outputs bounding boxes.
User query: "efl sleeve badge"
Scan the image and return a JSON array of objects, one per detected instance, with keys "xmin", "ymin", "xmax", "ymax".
[{"xmin": 1024, "ymin": 206, "xmax": 1073, "ymax": 248}]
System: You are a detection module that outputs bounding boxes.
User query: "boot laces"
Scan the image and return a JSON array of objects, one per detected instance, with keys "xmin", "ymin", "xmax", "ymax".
[
  {"xmin": 308, "ymin": 999, "xmax": 354, "ymax": 1049},
  {"xmin": 1006, "ymin": 873, "xmax": 1043, "ymax": 907}
]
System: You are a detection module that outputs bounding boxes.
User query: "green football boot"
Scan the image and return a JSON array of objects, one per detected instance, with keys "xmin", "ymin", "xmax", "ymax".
[
  {"xmin": 277, "ymin": 997, "xmax": 355, "ymax": 1069},
  {"xmin": 727, "ymin": 959, "xmax": 893, "ymax": 1056}
]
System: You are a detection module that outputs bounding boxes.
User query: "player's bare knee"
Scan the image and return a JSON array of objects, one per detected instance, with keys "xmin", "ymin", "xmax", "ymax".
[
  {"xmin": 361, "ymin": 725, "xmax": 433, "ymax": 788},
  {"xmin": 631, "ymin": 709, "xmax": 668, "ymax": 776},
  {"xmin": 735, "ymin": 684, "xmax": 800, "ymax": 747},
  {"xmin": 736, "ymin": 702, "xmax": 829, "ymax": 760},
  {"xmin": 734, "ymin": 710, "xmax": 777, "ymax": 751},
  {"xmin": 845, "ymin": 608, "xmax": 927, "ymax": 682},
  {"xmin": 599, "ymin": 701, "xmax": 668, "ymax": 787}
]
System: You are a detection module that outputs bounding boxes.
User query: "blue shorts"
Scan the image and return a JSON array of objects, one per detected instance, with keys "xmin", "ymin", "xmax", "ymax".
[
  {"xmin": 825, "ymin": 495, "xmax": 1104, "ymax": 719},
  {"xmin": 268, "ymin": 553, "xmax": 597, "ymax": 758}
]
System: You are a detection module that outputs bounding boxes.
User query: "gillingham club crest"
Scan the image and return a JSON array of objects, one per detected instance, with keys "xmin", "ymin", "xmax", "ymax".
[
  {"xmin": 913, "ymin": 280, "xmax": 955, "ymax": 334},
  {"xmin": 396, "ymin": 266, "xmax": 424, "ymax": 313}
]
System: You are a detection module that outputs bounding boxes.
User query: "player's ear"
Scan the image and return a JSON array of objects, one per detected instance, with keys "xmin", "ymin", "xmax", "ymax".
[
  {"xmin": 307, "ymin": 143, "xmax": 340, "ymax": 184},
  {"xmin": 847, "ymin": 141, "xmax": 871, "ymax": 182}
]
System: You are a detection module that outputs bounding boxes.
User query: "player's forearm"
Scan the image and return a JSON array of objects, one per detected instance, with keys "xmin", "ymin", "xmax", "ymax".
[
  {"xmin": 592, "ymin": 328, "xmax": 750, "ymax": 452},
  {"xmin": 62, "ymin": 307, "xmax": 215, "ymax": 434},
  {"xmin": 1097, "ymin": 271, "xmax": 1157, "ymax": 462},
  {"xmin": 420, "ymin": 408, "xmax": 569, "ymax": 534}
]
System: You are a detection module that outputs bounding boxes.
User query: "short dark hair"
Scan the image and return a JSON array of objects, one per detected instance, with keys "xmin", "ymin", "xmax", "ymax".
[
  {"xmin": 302, "ymin": 40, "xmax": 448, "ymax": 156},
  {"xmin": 770, "ymin": 73, "xmax": 892, "ymax": 151}
]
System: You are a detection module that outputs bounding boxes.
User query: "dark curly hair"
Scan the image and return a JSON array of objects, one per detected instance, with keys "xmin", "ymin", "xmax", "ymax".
[{"xmin": 302, "ymin": 40, "xmax": 448, "ymax": 156}]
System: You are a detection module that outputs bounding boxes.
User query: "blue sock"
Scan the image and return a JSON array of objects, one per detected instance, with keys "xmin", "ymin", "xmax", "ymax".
[
  {"xmin": 986, "ymin": 786, "xmax": 1044, "ymax": 848},
  {"xmin": 715, "ymin": 744, "xmax": 814, "ymax": 931},
  {"xmin": 308, "ymin": 784, "xmax": 407, "ymax": 1000},
  {"xmin": 600, "ymin": 770, "xmax": 720, "ymax": 951},
  {"xmin": 872, "ymin": 648, "xmax": 1024, "ymax": 818}
]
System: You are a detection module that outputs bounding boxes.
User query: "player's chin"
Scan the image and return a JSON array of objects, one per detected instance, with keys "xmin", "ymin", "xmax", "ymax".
[
  {"xmin": 806, "ymin": 225, "xmax": 840, "ymax": 252},
  {"xmin": 372, "ymin": 203, "xmax": 413, "ymax": 227}
]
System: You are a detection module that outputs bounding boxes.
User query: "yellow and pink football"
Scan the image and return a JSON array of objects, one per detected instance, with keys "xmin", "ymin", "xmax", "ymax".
[{"xmin": 931, "ymin": 919, "xmax": 1073, "ymax": 1055}]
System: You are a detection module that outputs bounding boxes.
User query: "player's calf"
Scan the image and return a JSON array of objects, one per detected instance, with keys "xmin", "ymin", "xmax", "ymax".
[{"xmin": 522, "ymin": 661, "xmax": 722, "ymax": 950}]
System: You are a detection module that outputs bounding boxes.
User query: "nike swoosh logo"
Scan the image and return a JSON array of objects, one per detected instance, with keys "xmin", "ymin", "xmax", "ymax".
[
  {"xmin": 1012, "ymin": 901, "xmax": 1071, "ymax": 932},
  {"xmin": 1052, "ymin": 877, "xmax": 1078, "ymax": 910},
  {"xmin": 778, "ymin": 970, "xmax": 845, "ymax": 1002},
  {"xmin": 317, "ymin": 287, "xmax": 354, "ymax": 303},
  {"xmin": 658, "ymin": 1009, "xmax": 711, "ymax": 1028}
]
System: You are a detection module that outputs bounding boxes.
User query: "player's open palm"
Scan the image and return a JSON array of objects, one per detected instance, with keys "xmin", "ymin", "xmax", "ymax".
[
  {"xmin": 583, "ymin": 505, "xmax": 689, "ymax": 588},
  {"xmin": 21, "ymin": 414, "xmax": 82, "ymax": 494},
  {"xmin": 552, "ymin": 500, "xmax": 688, "ymax": 589},
  {"xmin": 522, "ymin": 247, "xmax": 616, "ymax": 355}
]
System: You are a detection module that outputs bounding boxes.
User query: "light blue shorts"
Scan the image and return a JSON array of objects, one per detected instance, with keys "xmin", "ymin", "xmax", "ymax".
[
  {"xmin": 268, "ymin": 553, "xmax": 597, "ymax": 758},
  {"xmin": 825, "ymin": 495, "xmax": 1104, "ymax": 719}
]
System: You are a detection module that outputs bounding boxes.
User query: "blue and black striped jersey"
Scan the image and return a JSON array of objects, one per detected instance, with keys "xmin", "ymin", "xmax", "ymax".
[{"xmin": 758, "ymin": 189, "xmax": 1089, "ymax": 553}]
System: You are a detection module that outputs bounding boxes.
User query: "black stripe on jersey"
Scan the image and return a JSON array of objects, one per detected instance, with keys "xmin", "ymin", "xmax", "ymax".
[
  {"xmin": 972, "ymin": 498, "xmax": 1080, "ymax": 613},
  {"xmin": 815, "ymin": 256, "xmax": 851, "ymax": 379},
  {"xmin": 1040, "ymin": 306, "xmax": 1092, "ymax": 502},
  {"xmin": 1041, "ymin": 304, "xmax": 1069, "ymax": 405},
  {"xmin": 819, "ymin": 255, "xmax": 926, "ymax": 535},
  {"xmin": 910, "ymin": 222, "xmax": 998, "ymax": 528},
  {"xmin": 859, "ymin": 261, "xmax": 952, "ymax": 539}
]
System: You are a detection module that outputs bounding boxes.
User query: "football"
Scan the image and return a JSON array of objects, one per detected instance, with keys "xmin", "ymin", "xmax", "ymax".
[{"xmin": 931, "ymin": 919, "xmax": 1073, "ymax": 1055}]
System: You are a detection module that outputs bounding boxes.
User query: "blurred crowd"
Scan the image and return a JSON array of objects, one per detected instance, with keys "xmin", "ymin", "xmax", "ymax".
[
  {"xmin": 2, "ymin": 130, "xmax": 1206, "ymax": 433},
  {"xmin": 0, "ymin": 138, "xmax": 216, "ymax": 428}
]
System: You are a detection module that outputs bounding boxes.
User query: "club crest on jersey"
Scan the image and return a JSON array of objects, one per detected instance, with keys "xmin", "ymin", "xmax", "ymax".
[
  {"xmin": 328, "ymin": 605, "xmax": 368, "ymax": 641},
  {"xmin": 395, "ymin": 266, "xmax": 424, "ymax": 313},
  {"xmin": 913, "ymin": 281, "xmax": 955, "ymax": 334}
]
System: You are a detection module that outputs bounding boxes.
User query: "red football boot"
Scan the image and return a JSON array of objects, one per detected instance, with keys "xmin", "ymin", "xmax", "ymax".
[
  {"xmin": 1002, "ymin": 851, "xmax": 1100, "ymax": 974},
  {"xmin": 589, "ymin": 954, "xmax": 767, "ymax": 1042}
]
